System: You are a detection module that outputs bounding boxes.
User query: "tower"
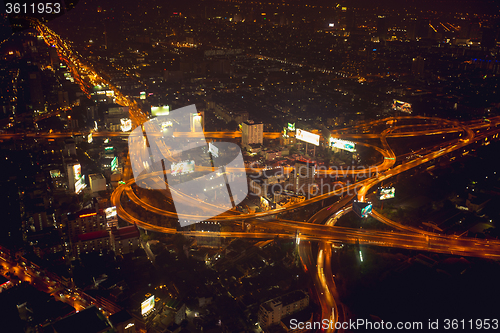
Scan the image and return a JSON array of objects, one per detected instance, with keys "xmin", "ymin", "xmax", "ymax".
[
  {"xmin": 293, "ymin": 161, "xmax": 315, "ymax": 196},
  {"xmin": 377, "ymin": 16, "xmax": 388, "ymax": 42},
  {"xmin": 241, "ymin": 120, "xmax": 263, "ymax": 146},
  {"xmin": 411, "ymin": 56, "xmax": 425, "ymax": 78}
]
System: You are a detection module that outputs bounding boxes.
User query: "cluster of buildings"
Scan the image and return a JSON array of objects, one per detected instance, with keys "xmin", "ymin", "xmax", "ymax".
[
  {"xmin": 69, "ymin": 207, "xmax": 140, "ymax": 260},
  {"xmin": 248, "ymin": 163, "xmax": 315, "ymax": 210},
  {"xmin": 0, "ymin": 129, "xmax": 128, "ymax": 265}
]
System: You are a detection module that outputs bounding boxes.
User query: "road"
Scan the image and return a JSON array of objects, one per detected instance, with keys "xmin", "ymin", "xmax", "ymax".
[
  {"xmin": 0, "ymin": 254, "xmax": 88, "ymax": 312},
  {"xmin": 298, "ymin": 196, "xmax": 353, "ymax": 332}
]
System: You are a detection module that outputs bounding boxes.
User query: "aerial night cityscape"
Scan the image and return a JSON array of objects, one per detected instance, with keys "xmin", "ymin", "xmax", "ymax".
[{"xmin": 1, "ymin": 0, "xmax": 500, "ymax": 332}]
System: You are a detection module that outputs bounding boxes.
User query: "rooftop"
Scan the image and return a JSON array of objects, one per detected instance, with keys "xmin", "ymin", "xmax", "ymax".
[
  {"xmin": 109, "ymin": 309, "xmax": 132, "ymax": 326},
  {"xmin": 78, "ymin": 230, "xmax": 109, "ymax": 242},
  {"xmin": 165, "ymin": 298, "xmax": 183, "ymax": 311},
  {"xmin": 295, "ymin": 160, "xmax": 315, "ymax": 166},
  {"xmin": 0, "ymin": 274, "xmax": 9, "ymax": 285},
  {"xmin": 243, "ymin": 120, "xmax": 263, "ymax": 125},
  {"xmin": 89, "ymin": 174, "xmax": 105, "ymax": 180},
  {"xmin": 115, "ymin": 225, "xmax": 140, "ymax": 240},
  {"xmin": 52, "ymin": 306, "xmax": 112, "ymax": 333},
  {"xmin": 262, "ymin": 290, "xmax": 309, "ymax": 311}
]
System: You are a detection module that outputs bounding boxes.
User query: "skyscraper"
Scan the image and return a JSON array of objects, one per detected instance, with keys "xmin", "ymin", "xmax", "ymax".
[
  {"xmin": 28, "ymin": 71, "xmax": 44, "ymax": 112},
  {"xmin": 377, "ymin": 16, "xmax": 388, "ymax": 42},
  {"xmin": 293, "ymin": 161, "xmax": 315, "ymax": 195},
  {"xmin": 416, "ymin": 19, "xmax": 430, "ymax": 39},
  {"xmin": 481, "ymin": 27, "xmax": 497, "ymax": 50},
  {"xmin": 412, "ymin": 56, "xmax": 426, "ymax": 78},
  {"xmin": 242, "ymin": 120, "xmax": 263, "ymax": 146}
]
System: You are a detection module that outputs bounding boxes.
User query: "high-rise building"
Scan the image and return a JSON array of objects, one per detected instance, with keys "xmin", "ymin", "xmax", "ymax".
[
  {"xmin": 460, "ymin": 20, "xmax": 481, "ymax": 39},
  {"xmin": 345, "ymin": 10, "xmax": 356, "ymax": 32},
  {"xmin": 109, "ymin": 225, "xmax": 141, "ymax": 255},
  {"xmin": 412, "ymin": 56, "xmax": 425, "ymax": 78},
  {"xmin": 481, "ymin": 27, "xmax": 497, "ymax": 50},
  {"xmin": 415, "ymin": 19, "xmax": 430, "ymax": 39},
  {"xmin": 0, "ymin": 68, "xmax": 19, "ymax": 119},
  {"xmin": 68, "ymin": 209, "xmax": 107, "ymax": 241},
  {"xmin": 28, "ymin": 71, "xmax": 44, "ymax": 112},
  {"xmin": 64, "ymin": 139, "xmax": 77, "ymax": 157},
  {"xmin": 58, "ymin": 91, "xmax": 69, "ymax": 108},
  {"xmin": 249, "ymin": 167, "xmax": 286, "ymax": 198},
  {"xmin": 377, "ymin": 16, "xmax": 388, "ymax": 42},
  {"xmin": 0, "ymin": 178, "xmax": 24, "ymax": 248},
  {"xmin": 293, "ymin": 161, "xmax": 315, "ymax": 195},
  {"xmin": 68, "ymin": 208, "xmax": 107, "ymax": 259},
  {"xmin": 48, "ymin": 46, "xmax": 60, "ymax": 67},
  {"xmin": 72, "ymin": 230, "xmax": 111, "ymax": 258},
  {"xmin": 241, "ymin": 120, "xmax": 263, "ymax": 145}
]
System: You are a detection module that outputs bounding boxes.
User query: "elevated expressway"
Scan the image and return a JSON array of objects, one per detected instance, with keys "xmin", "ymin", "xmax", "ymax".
[{"xmin": 111, "ymin": 115, "xmax": 500, "ymax": 258}]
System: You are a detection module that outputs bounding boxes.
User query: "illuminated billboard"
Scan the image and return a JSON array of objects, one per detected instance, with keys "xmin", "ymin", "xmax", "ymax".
[
  {"xmin": 190, "ymin": 113, "xmax": 203, "ymax": 132},
  {"xmin": 288, "ymin": 123, "xmax": 296, "ymax": 131},
  {"xmin": 161, "ymin": 121, "xmax": 173, "ymax": 131},
  {"xmin": 379, "ymin": 187, "xmax": 395, "ymax": 200},
  {"xmin": 361, "ymin": 204, "xmax": 372, "ymax": 218},
  {"xmin": 75, "ymin": 176, "xmax": 86, "ymax": 194},
  {"xmin": 73, "ymin": 164, "xmax": 82, "ymax": 182},
  {"xmin": 140, "ymin": 91, "xmax": 146, "ymax": 100},
  {"xmin": 330, "ymin": 138, "xmax": 356, "ymax": 152},
  {"xmin": 105, "ymin": 206, "xmax": 117, "ymax": 219},
  {"xmin": 296, "ymin": 129, "xmax": 320, "ymax": 146},
  {"xmin": 50, "ymin": 170, "xmax": 61, "ymax": 178},
  {"xmin": 260, "ymin": 196, "xmax": 270, "ymax": 210},
  {"xmin": 353, "ymin": 201, "xmax": 372, "ymax": 218},
  {"xmin": 151, "ymin": 105, "xmax": 170, "ymax": 117},
  {"xmin": 121, "ymin": 118, "xmax": 132, "ymax": 132},
  {"xmin": 72, "ymin": 164, "xmax": 86, "ymax": 194},
  {"xmin": 111, "ymin": 156, "xmax": 118, "ymax": 172},
  {"xmin": 171, "ymin": 160, "xmax": 195, "ymax": 176},
  {"xmin": 208, "ymin": 142, "xmax": 219, "ymax": 158},
  {"xmin": 392, "ymin": 100, "xmax": 412, "ymax": 113},
  {"xmin": 141, "ymin": 295, "xmax": 155, "ymax": 316}
]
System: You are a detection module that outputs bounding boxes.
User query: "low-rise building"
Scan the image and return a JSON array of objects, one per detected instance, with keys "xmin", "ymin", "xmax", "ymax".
[
  {"xmin": 89, "ymin": 174, "xmax": 107, "ymax": 193},
  {"xmin": 258, "ymin": 290, "xmax": 309, "ymax": 328}
]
